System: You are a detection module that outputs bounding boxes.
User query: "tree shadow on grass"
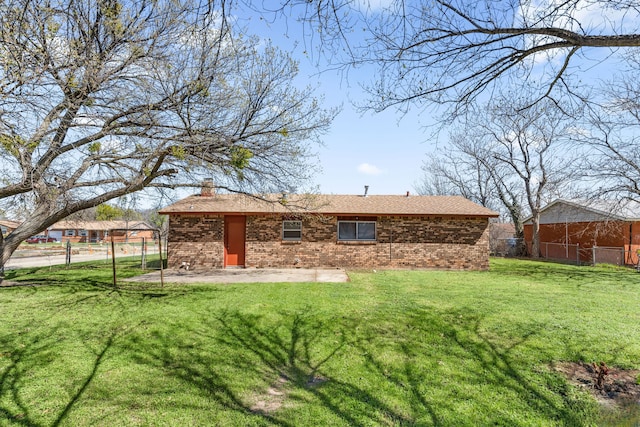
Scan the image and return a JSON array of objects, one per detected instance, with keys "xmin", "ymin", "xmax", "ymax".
[
  {"xmin": 211, "ymin": 310, "xmax": 411, "ymax": 425},
  {"xmin": 126, "ymin": 307, "xmax": 419, "ymax": 426},
  {"xmin": 0, "ymin": 328, "xmax": 119, "ymax": 427},
  {"xmin": 125, "ymin": 305, "xmax": 597, "ymax": 426},
  {"xmin": 439, "ymin": 309, "xmax": 595, "ymax": 424},
  {"xmin": 203, "ymin": 307, "xmax": 595, "ymax": 425},
  {"xmin": 491, "ymin": 259, "xmax": 633, "ymax": 286}
]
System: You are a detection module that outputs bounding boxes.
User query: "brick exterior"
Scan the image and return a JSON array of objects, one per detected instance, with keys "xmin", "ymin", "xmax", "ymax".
[
  {"xmin": 166, "ymin": 213, "xmax": 491, "ymax": 270},
  {"xmin": 167, "ymin": 214, "xmax": 225, "ymax": 269}
]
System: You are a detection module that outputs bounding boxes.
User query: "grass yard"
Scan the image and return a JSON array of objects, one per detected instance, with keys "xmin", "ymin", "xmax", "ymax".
[{"xmin": 1, "ymin": 258, "xmax": 639, "ymax": 426}]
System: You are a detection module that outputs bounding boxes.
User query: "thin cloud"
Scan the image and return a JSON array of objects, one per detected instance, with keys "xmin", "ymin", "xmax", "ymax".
[{"xmin": 358, "ymin": 163, "xmax": 384, "ymax": 175}]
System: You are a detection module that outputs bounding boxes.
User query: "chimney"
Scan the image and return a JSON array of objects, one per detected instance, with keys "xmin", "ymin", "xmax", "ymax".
[
  {"xmin": 364, "ymin": 185, "xmax": 369, "ymax": 197},
  {"xmin": 201, "ymin": 179, "xmax": 215, "ymax": 197}
]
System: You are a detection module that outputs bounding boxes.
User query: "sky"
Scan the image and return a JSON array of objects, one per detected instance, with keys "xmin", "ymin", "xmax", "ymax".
[
  {"xmin": 239, "ymin": 5, "xmax": 435, "ymax": 197},
  {"xmin": 306, "ymin": 75, "xmax": 434, "ymax": 196}
]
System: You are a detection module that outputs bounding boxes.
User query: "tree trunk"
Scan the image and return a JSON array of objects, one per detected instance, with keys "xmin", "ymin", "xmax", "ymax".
[
  {"xmin": 531, "ymin": 217, "xmax": 541, "ymax": 259},
  {"xmin": 0, "ymin": 236, "xmax": 23, "ymax": 284}
]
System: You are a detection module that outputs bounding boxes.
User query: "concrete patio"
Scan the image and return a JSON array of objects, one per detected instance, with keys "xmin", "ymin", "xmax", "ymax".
[{"xmin": 126, "ymin": 267, "xmax": 349, "ymax": 284}]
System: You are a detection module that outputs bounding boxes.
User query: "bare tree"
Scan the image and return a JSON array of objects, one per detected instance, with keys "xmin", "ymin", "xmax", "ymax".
[
  {"xmin": 432, "ymin": 94, "xmax": 579, "ymax": 257},
  {"xmin": 0, "ymin": 0, "xmax": 336, "ymax": 279},
  {"xmin": 581, "ymin": 68, "xmax": 640, "ymax": 202},
  {"xmin": 277, "ymin": 0, "xmax": 640, "ymax": 115},
  {"xmin": 418, "ymin": 132, "xmax": 528, "ymax": 252},
  {"xmin": 416, "ymin": 147, "xmax": 497, "ymax": 210}
]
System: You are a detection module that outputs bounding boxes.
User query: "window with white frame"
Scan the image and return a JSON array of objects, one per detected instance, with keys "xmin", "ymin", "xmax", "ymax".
[
  {"xmin": 282, "ymin": 220, "xmax": 302, "ymax": 241},
  {"xmin": 338, "ymin": 221, "xmax": 376, "ymax": 241},
  {"xmin": 79, "ymin": 230, "xmax": 88, "ymax": 237},
  {"xmin": 64, "ymin": 229, "xmax": 76, "ymax": 237}
]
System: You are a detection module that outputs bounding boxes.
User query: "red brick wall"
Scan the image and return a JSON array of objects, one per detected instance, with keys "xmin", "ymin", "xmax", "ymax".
[
  {"xmin": 524, "ymin": 220, "xmax": 640, "ymax": 264},
  {"xmin": 167, "ymin": 214, "xmax": 224, "ymax": 269},
  {"xmin": 166, "ymin": 213, "xmax": 491, "ymax": 270}
]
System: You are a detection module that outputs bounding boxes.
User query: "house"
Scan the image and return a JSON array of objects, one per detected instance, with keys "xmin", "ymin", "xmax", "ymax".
[
  {"xmin": 159, "ymin": 188, "xmax": 499, "ymax": 270},
  {"xmin": 523, "ymin": 199, "xmax": 640, "ymax": 265},
  {"xmin": 489, "ymin": 223, "xmax": 518, "ymax": 256},
  {"xmin": 0, "ymin": 219, "xmax": 21, "ymax": 236},
  {"xmin": 47, "ymin": 220, "xmax": 156, "ymax": 243}
]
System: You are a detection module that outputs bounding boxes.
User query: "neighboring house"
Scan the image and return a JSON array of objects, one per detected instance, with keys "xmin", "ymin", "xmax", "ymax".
[
  {"xmin": 523, "ymin": 199, "xmax": 640, "ymax": 265},
  {"xmin": 159, "ymin": 189, "xmax": 499, "ymax": 270},
  {"xmin": 48, "ymin": 220, "xmax": 156, "ymax": 243},
  {"xmin": 489, "ymin": 223, "xmax": 517, "ymax": 256},
  {"xmin": 0, "ymin": 219, "xmax": 21, "ymax": 236}
]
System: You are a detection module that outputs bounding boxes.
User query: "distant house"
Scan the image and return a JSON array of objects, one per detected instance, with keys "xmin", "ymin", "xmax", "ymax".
[
  {"xmin": 48, "ymin": 220, "xmax": 156, "ymax": 243},
  {"xmin": 0, "ymin": 220, "xmax": 21, "ymax": 236},
  {"xmin": 489, "ymin": 223, "xmax": 517, "ymax": 256},
  {"xmin": 159, "ymin": 188, "xmax": 499, "ymax": 270},
  {"xmin": 523, "ymin": 199, "xmax": 640, "ymax": 265}
]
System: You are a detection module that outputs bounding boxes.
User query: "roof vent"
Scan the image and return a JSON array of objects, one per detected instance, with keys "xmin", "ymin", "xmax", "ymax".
[
  {"xmin": 406, "ymin": 191, "xmax": 410, "ymax": 197},
  {"xmin": 364, "ymin": 185, "xmax": 369, "ymax": 197}
]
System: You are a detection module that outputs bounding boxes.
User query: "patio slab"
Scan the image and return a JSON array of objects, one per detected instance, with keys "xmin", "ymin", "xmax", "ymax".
[{"xmin": 126, "ymin": 267, "xmax": 349, "ymax": 284}]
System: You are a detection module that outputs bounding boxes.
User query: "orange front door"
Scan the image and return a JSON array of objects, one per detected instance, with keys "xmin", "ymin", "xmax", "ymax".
[{"xmin": 224, "ymin": 216, "xmax": 246, "ymax": 267}]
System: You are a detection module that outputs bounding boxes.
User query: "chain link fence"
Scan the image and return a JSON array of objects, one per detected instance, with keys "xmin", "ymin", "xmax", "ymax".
[
  {"xmin": 9, "ymin": 237, "xmax": 167, "ymax": 270},
  {"xmin": 528, "ymin": 242, "xmax": 640, "ymax": 267}
]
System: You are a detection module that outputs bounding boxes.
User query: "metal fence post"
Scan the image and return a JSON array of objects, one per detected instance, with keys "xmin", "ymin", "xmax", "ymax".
[
  {"xmin": 141, "ymin": 237, "xmax": 146, "ymax": 270},
  {"xmin": 65, "ymin": 241, "xmax": 71, "ymax": 267}
]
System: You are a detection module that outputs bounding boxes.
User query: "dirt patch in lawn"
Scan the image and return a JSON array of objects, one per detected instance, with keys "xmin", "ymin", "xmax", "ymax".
[
  {"xmin": 554, "ymin": 362, "xmax": 640, "ymax": 406},
  {"xmin": 554, "ymin": 361, "xmax": 640, "ymax": 424},
  {"xmin": 249, "ymin": 375, "xmax": 290, "ymax": 415},
  {"xmin": 249, "ymin": 374, "xmax": 328, "ymax": 415}
]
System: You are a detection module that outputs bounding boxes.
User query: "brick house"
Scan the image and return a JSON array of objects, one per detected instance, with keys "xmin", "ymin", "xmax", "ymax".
[
  {"xmin": 48, "ymin": 220, "xmax": 156, "ymax": 243},
  {"xmin": 0, "ymin": 219, "xmax": 20, "ymax": 237},
  {"xmin": 523, "ymin": 199, "xmax": 640, "ymax": 265},
  {"xmin": 159, "ymin": 189, "xmax": 498, "ymax": 270}
]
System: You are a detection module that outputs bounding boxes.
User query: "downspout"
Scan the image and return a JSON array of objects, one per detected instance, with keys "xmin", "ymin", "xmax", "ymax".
[
  {"xmin": 628, "ymin": 222, "xmax": 633, "ymax": 265},
  {"xmin": 389, "ymin": 221, "xmax": 393, "ymax": 262},
  {"xmin": 565, "ymin": 220, "xmax": 569, "ymax": 259}
]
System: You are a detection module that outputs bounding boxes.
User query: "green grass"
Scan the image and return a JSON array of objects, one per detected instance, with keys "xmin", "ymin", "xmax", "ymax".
[{"xmin": 1, "ymin": 258, "xmax": 639, "ymax": 426}]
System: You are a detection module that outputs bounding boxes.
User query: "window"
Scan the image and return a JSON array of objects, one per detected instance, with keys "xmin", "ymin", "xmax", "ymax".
[
  {"xmin": 282, "ymin": 220, "xmax": 302, "ymax": 241},
  {"xmin": 64, "ymin": 230, "xmax": 76, "ymax": 237},
  {"xmin": 79, "ymin": 230, "xmax": 88, "ymax": 237},
  {"xmin": 338, "ymin": 221, "xmax": 376, "ymax": 241}
]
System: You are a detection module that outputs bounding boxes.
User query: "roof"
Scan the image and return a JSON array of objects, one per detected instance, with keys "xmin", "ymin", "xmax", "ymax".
[
  {"xmin": 490, "ymin": 223, "xmax": 516, "ymax": 238},
  {"xmin": 524, "ymin": 199, "xmax": 640, "ymax": 224},
  {"xmin": 50, "ymin": 220, "xmax": 156, "ymax": 231},
  {"xmin": 159, "ymin": 193, "xmax": 499, "ymax": 217},
  {"xmin": 0, "ymin": 219, "xmax": 21, "ymax": 229}
]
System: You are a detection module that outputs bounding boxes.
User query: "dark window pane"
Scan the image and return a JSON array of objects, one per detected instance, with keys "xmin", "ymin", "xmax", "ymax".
[
  {"xmin": 283, "ymin": 230, "xmax": 301, "ymax": 240},
  {"xmin": 358, "ymin": 222, "xmax": 376, "ymax": 240},
  {"xmin": 338, "ymin": 222, "xmax": 356, "ymax": 240}
]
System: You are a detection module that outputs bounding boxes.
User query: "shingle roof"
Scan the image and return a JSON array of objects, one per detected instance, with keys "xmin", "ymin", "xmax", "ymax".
[
  {"xmin": 523, "ymin": 198, "xmax": 640, "ymax": 223},
  {"xmin": 0, "ymin": 219, "xmax": 21, "ymax": 229},
  {"xmin": 159, "ymin": 194, "xmax": 499, "ymax": 217},
  {"xmin": 50, "ymin": 220, "xmax": 155, "ymax": 231}
]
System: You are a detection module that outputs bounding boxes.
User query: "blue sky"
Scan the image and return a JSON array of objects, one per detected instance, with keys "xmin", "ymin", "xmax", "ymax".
[
  {"xmin": 242, "ymin": 5, "xmax": 435, "ymax": 197},
  {"xmin": 307, "ymin": 74, "xmax": 434, "ymax": 196}
]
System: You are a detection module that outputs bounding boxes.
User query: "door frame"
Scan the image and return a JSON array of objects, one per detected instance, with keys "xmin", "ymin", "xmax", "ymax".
[{"xmin": 224, "ymin": 215, "xmax": 246, "ymax": 267}]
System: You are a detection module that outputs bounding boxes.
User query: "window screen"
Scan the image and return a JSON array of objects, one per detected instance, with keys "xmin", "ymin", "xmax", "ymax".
[{"xmin": 283, "ymin": 220, "xmax": 302, "ymax": 241}]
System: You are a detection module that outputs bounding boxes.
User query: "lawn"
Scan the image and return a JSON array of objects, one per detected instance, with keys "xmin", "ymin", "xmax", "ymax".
[{"xmin": 1, "ymin": 258, "xmax": 639, "ymax": 426}]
